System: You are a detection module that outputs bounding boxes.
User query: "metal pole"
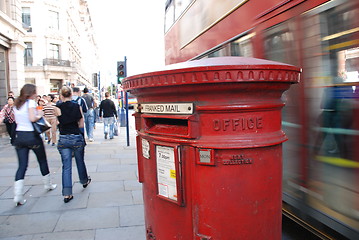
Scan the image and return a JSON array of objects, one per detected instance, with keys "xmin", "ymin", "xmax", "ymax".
[
  {"xmin": 98, "ymin": 71, "xmax": 101, "ymax": 101},
  {"xmin": 120, "ymin": 91, "xmax": 126, "ymax": 127},
  {"xmin": 125, "ymin": 91, "xmax": 130, "ymax": 146}
]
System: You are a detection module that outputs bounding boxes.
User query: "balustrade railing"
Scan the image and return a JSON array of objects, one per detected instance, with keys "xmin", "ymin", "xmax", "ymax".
[{"xmin": 43, "ymin": 58, "xmax": 72, "ymax": 67}]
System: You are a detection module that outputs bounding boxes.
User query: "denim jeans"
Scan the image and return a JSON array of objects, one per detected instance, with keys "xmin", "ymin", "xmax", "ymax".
[
  {"xmin": 84, "ymin": 109, "xmax": 95, "ymax": 139},
  {"xmin": 14, "ymin": 131, "xmax": 50, "ymax": 181},
  {"xmin": 103, "ymin": 117, "xmax": 115, "ymax": 139},
  {"xmin": 57, "ymin": 134, "xmax": 89, "ymax": 196}
]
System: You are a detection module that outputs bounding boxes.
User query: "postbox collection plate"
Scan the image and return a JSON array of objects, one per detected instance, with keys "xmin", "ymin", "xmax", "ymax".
[{"xmin": 154, "ymin": 142, "xmax": 183, "ymax": 205}]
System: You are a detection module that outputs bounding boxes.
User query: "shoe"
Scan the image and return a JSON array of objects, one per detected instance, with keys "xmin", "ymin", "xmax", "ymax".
[
  {"xmin": 89, "ymin": 138, "xmax": 94, "ymax": 142},
  {"xmin": 64, "ymin": 195, "xmax": 73, "ymax": 203},
  {"xmin": 104, "ymin": 133, "xmax": 108, "ymax": 139},
  {"xmin": 42, "ymin": 174, "xmax": 57, "ymax": 190},
  {"xmin": 52, "ymin": 143, "xmax": 56, "ymax": 146},
  {"xmin": 14, "ymin": 180, "xmax": 26, "ymax": 206},
  {"xmin": 83, "ymin": 177, "xmax": 91, "ymax": 188},
  {"xmin": 110, "ymin": 136, "xmax": 113, "ymax": 139},
  {"xmin": 47, "ymin": 140, "xmax": 51, "ymax": 144}
]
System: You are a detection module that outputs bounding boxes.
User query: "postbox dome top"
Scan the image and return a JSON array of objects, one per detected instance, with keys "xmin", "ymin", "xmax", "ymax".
[{"xmin": 123, "ymin": 57, "xmax": 300, "ymax": 91}]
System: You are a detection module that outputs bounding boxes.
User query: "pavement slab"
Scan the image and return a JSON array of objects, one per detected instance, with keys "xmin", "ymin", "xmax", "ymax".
[
  {"xmin": 120, "ymin": 205, "xmax": 145, "ymax": 227},
  {"xmin": 32, "ymin": 230, "xmax": 95, "ymax": 240},
  {"xmin": 54, "ymin": 207, "xmax": 120, "ymax": 232},
  {"xmin": 88, "ymin": 190, "xmax": 134, "ymax": 208},
  {"xmin": 0, "ymin": 211, "xmax": 61, "ymax": 238},
  {"xmin": 95, "ymin": 226, "xmax": 146, "ymax": 240}
]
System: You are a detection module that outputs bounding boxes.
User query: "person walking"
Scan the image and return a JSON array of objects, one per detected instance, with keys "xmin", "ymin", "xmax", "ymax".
[
  {"xmin": 72, "ymin": 87, "xmax": 88, "ymax": 114},
  {"xmin": 55, "ymin": 86, "xmax": 91, "ymax": 203},
  {"xmin": 36, "ymin": 98, "xmax": 47, "ymax": 141},
  {"xmin": 72, "ymin": 87, "xmax": 87, "ymax": 137},
  {"xmin": 99, "ymin": 92, "xmax": 117, "ymax": 139},
  {"xmin": 0, "ymin": 96, "xmax": 17, "ymax": 144},
  {"xmin": 43, "ymin": 94, "xmax": 58, "ymax": 146},
  {"xmin": 82, "ymin": 87, "xmax": 95, "ymax": 142},
  {"xmin": 12, "ymin": 84, "xmax": 57, "ymax": 206},
  {"xmin": 8, "ymin": 90, "xmax": 15, "ymax": 98}
]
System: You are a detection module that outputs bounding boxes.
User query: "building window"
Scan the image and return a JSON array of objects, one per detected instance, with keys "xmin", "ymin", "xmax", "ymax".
[
  {"xmin": 25, "ymin": 78, "xmax": 35, "ymax": 84},
  {"xmin": 24, "ymin": 42, "xmax": 33, "ymax": 66},
  {"xmin": 49, "ymin": 10, "xmax": 59, "ymax": 30},
  {"xmin": 50, "ymin": 79, "xmax": 62, "ymax": 93},
  {"xmin": 49, "ymin": 44, "xmax": 60, "ymax": 59},
  {"xmin": 22, "ymin": 7, "xmax": 32, "ymax": 32}
]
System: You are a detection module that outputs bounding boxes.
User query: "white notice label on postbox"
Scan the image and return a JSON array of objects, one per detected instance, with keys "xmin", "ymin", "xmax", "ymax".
[
  {"xmin": 141, "ymin": 103, "xmax": 193, "ymax": 114},
  {"xmin": 142, "ymin": 139, "xmax": 150, "ymax": 159},
  {"xmin": 156, "ymin": 145, "xmax": 177, "ymax": 201}
]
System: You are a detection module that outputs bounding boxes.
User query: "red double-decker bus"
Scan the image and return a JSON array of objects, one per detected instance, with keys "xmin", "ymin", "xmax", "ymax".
[{"xmin": 164, "ymin": 0, "xmax": 359, "ymax": 239}]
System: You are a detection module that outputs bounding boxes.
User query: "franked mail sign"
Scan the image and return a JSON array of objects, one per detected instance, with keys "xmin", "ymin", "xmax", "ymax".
[{"xmin": 141, "ymin": 103, "xmax": 193, "ymax": 114}]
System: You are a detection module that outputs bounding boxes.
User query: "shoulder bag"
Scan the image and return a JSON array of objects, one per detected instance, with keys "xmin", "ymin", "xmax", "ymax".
[
  {"xmin": 32, "ymin": 117, "xmax": 51, "ymax": 134},
  {"xmin": 27, "ymin": 101, "xmax": 51, "ymax": 134}
]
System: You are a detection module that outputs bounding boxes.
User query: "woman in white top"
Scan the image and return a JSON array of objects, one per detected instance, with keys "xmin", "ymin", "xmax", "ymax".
[{"xmin": 13, "ymin": 84, "xmax": 56, "ymax": 206}]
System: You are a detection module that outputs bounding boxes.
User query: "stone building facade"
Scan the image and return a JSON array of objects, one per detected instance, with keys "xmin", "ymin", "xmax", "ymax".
[
  {"xmin": 0, "ymin": 0, "xmax": 99, "ymax": 135},
  {"xmin": 21, "ymin": 0, "xmax": 99, "ymax": 96},
  {"xmin": 0, "ymin": 0, "xmax": 26, "ymax": 107}
]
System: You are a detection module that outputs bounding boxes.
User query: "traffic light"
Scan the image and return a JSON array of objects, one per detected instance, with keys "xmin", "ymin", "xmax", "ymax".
[{"xmin": 117, "ymin": 61, "xmax": 127, "ymax": 84}]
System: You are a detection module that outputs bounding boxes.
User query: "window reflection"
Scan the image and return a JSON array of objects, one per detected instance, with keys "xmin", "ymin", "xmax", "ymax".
[{"xmin": 24, "ymin": 42, "xmax": 33, "ymax": 66}]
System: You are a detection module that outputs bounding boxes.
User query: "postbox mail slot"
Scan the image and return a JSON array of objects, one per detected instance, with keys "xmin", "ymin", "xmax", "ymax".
[{"xmin": 143, "ymin": 114, "xmax": 198, "ymax": 138}]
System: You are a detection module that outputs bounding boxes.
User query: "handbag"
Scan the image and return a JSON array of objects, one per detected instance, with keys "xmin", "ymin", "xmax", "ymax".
[
  {"xmin": 32, "ymin": 117, "xmax": 51, "ymax": 134},
  {"xmin": 114, "ymin": 120, "xmax": 119, "ymax": 136},
  {"xmin": 3, "ymin": 117, "xmax": 9, "ymax": 124}
]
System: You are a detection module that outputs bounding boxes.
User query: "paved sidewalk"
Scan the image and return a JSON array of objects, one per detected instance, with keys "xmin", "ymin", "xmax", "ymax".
[{"xmin": 0, "ymin": 116, "xmax": 146, "ymax": 240}]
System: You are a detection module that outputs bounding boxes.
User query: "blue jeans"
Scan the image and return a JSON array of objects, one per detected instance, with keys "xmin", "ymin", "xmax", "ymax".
[
  {"xmin": 103, "ymin": 117, "xmax": 115, "ymax": 139},
  {"xmin": 14, "ymin": 131, "xmax": 50, "ymax": 181},
  {"xmin": 57, "ymin": 134, "xmax": 89, "ymax": 196},
  {"xmin": 84, "ymin": 109, "xmax": 95, "ymax": 139}
]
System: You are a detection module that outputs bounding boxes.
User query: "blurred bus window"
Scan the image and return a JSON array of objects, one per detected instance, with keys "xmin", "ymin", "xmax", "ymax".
[
  {"xmin": 303, "ymin": 0, "xmax": 359, "ymax": 223},
  {"xmin": 263, "ymin": 20, "xmax": 302, "ymax": 202},
  {"xmin": 230, "ymin": 33, "xmax": 254, "ymax": 57},
  {"xmin": 165, "ymin": 2, "xmax": 175, "ymax": 32},
  {"xmin": 200, "ymin": 33, "xmax": 254, "ymax": 59},
  {"xmin": 264, "ymin": 21, "xmax": 298, "ymax": 65},
  {"xmin": 175, "ymin": 0, "xmax": 192, "ymax": 19},
  {"xmin": 165, "ymin": 0, "xmax": 194, "ymax": 32}
]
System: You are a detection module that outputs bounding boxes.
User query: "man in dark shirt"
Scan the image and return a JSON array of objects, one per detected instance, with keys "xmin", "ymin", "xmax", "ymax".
[{"xmin": 99, "ymin": 92, "xmax": 117, "ymax": 139}]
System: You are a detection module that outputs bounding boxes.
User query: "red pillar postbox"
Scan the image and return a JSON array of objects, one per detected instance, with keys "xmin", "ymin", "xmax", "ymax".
[{"xmin": 123, "ymin": 57, "xmax": 300, "ymax": 240}]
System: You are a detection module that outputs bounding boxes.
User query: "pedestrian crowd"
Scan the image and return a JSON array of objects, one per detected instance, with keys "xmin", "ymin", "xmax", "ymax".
[{"xmin": 0, "ymin": 84, "xmax": 120, "ymax": 205}]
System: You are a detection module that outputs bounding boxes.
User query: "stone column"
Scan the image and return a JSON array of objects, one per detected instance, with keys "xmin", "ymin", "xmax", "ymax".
[{"xmin": 9, "ymin": 40, "xmax": 26, "ymax": 94}]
